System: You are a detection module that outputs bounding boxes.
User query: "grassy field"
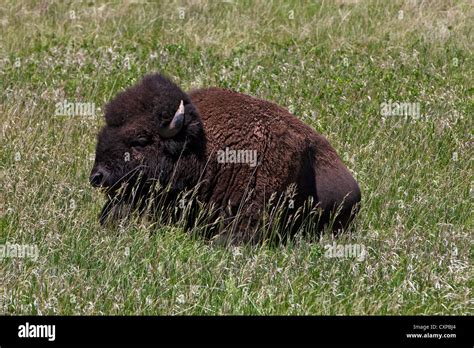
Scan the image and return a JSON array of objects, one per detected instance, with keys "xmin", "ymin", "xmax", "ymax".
[{"xmin": 1, "ymin": 0, "xmax": 472, "ymax": 315}]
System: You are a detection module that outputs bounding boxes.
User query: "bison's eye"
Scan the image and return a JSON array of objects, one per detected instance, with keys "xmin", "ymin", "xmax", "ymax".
[{"xmin": 130, "ymin": 136, "xmax": 151, "ymax": 148}]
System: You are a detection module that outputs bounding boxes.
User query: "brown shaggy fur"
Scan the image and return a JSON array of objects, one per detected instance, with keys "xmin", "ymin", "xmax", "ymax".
[{"xmin": 90, "ymin": 73, "xmax": 361, "ymax": 244}]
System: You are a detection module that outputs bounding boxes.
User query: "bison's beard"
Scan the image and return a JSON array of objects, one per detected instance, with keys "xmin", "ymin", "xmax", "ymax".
[
  {"xmin": 98, "ymin": 166, "xmax": 155, "ymax": 225},
  {"xmin": 99, "ymin": 183, "xmax": 150, "ymax": 225},
  {"xmin": 97, "ymin": 158, "xmax": 207, "ymax": 227},
  {"xmin": 98, "ymin": 167, "xmax": 187, "ymax": 225}
]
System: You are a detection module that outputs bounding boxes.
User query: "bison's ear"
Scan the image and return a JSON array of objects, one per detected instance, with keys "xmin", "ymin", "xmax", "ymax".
[
  {"xmin": 183, "ymin": 102, "xmax": 201, "ymax": 126},
  {"xmin": 157, "ymin": 100, "xmax": 185, "ymax": 138},
  {"xmin": 161, "ymin": 100, "xmax": 205, "ymax": 156},
  {"xmin": 182, "ymin": 101, "xmax": 205, "ymax": 143},
  {"xmin": 157, "ymin": 100, "xmax": 202, "ymax": 139}
]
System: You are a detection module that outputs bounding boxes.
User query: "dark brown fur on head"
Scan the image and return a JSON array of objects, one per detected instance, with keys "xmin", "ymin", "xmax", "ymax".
[{"xmin": 90, "ymin": 74, "xmax": 206, "ymax": 223}]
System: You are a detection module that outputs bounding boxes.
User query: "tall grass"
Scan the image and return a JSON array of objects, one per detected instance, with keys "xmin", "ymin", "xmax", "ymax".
[{"xmin": 0, "ymin": 0, "xmax": 472, "ymax": 314}]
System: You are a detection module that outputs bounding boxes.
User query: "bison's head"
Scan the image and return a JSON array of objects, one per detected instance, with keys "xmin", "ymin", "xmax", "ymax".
[{"xmin": 90, "ymin": 74, "xmax": 206, "ymax": 223}]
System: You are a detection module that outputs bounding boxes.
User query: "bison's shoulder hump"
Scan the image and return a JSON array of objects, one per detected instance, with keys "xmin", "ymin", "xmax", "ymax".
[
  {"xmin": 189, "ymin": 87, "xmax": 339, "ymax": 165},
  {"xmin": 189, "ymin": 88, "xmax": 315, "ymax": 134}
]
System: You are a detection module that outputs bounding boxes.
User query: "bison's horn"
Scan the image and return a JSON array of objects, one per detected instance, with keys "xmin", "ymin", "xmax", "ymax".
[{"xmin": 158, "ymin": 100, "xmax": 185, "ymax": 138}]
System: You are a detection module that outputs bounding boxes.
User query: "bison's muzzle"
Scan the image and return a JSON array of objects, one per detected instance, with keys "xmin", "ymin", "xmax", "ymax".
[{"xmin": 89, "ymin": 166, "xmax": 110, "ymax": 188}]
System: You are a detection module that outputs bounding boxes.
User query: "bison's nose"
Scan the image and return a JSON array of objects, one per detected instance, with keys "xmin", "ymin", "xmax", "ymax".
[{"xmin": 90, "ymin": 169, "xmax": 106, "ymax": 187}]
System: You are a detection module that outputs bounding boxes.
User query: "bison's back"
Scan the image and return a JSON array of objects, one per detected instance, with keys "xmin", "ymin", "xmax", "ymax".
[{"xmin": 189, "ymin": 88, "xmax": 360, "ymax": 233}]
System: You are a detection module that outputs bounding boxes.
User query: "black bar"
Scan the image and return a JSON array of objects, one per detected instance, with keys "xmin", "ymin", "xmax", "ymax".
[{"xmin": 0, "ymin": 316, "xmax": 471, "ymax": 346}]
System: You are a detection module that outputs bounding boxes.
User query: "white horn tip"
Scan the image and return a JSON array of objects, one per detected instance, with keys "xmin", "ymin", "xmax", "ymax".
[{"xmin": 178, "ymin": 100, "xmax": 185, "ymax": 113}]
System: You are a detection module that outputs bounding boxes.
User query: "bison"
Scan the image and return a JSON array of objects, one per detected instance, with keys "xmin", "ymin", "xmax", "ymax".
[{"xmin": 90, "ymin": 73, "xmax": 361, "ymax": 244}]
